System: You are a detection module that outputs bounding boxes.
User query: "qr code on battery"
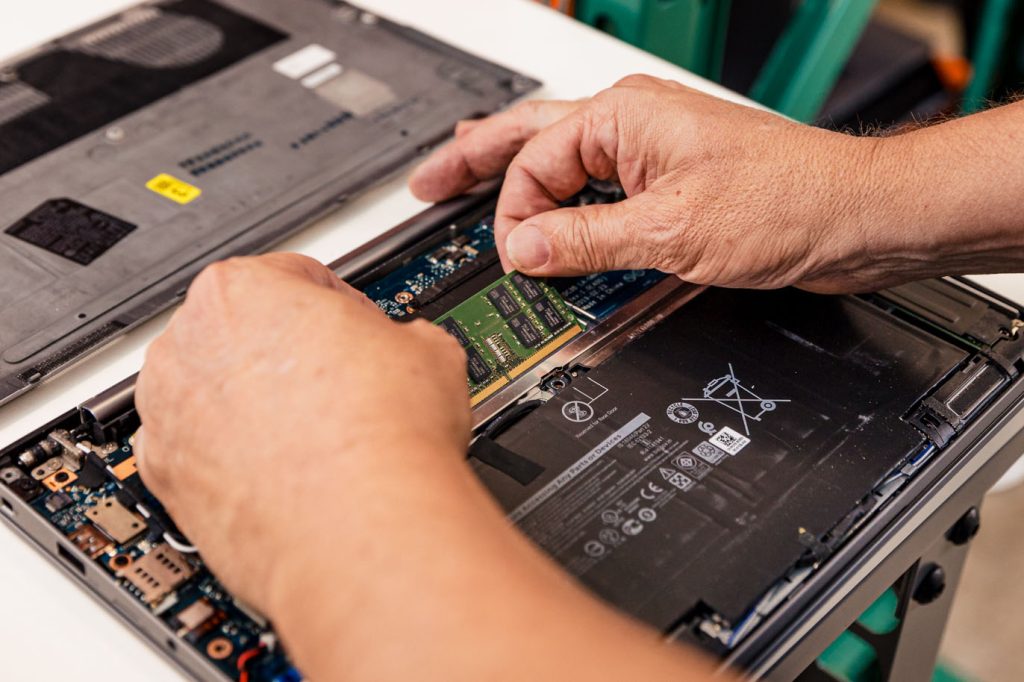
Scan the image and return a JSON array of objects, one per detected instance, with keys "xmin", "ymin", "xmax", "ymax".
[
  {"xmin": 692, "ymin": 441, "xmax": 727, "ymax": 464},
  {"xmin": 710, "ymin": 427, "xmax": 751, "ymax": 455}
]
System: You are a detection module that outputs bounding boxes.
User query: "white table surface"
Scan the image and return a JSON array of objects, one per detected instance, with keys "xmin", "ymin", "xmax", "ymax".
[{"xmin": 1, "ymin": 1, "xmax": 1021, "ymax": 679}]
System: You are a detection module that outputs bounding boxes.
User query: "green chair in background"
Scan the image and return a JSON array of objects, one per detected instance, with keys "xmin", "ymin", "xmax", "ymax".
[
  {"xmin": 573, "ymin": 0, "xmax": 733, "ymax": 82},
  {"xmin": 574, "ymin": 0, "xmax": 878, "ymax": 122},
  {"xmin": 962, "ymin": 0, "xmax": 1023, "ymax": 114}
]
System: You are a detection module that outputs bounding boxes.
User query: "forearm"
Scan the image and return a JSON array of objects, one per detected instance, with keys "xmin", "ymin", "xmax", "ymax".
[
  {"xmin": 264, "ymin": 443, "xmax": 722, "ymax": 681},
  {"xmin": 864, "ymin": 100, "xmax": 1024, "ymax": 280}
]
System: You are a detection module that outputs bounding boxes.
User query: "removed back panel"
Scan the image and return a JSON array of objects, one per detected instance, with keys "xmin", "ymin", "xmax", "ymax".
[{"xmin": 0, "ymin": 0, "xmax": 538, "ymax": 405}]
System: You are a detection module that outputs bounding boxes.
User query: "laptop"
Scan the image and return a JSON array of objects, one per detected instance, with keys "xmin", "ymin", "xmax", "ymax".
[{"xmin": 4, "ymin": 3, "xmax": 1024, "ymax": 682}]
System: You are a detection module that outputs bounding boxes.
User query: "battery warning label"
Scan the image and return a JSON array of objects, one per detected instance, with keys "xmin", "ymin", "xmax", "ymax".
[
  {"xmin": 509, "ymin": 413, "xmax": 651, "ymax": 523},
  {"xmin": 503, "ymin": 409, "xmax": 703, "ymax": 578}
]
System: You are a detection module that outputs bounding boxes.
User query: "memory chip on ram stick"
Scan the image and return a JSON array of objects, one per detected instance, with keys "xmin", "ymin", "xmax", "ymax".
[
  {"xmin": 510, "ymin": 272, "xmax": 544, "ymax": 303},
  {"xmin": 440, "ymin": 317, "xmax": 471, "ymax": 347},
  {"xmin": 532, "ymin": 299, "xmax": 568, "ymax": 332},
  {"xmin": 487, "ymin": 284, "xmax": 520, "ymax": 319},
  {"xmin": 509, "ymin": 314, "xmax": 543, "ymax": 348},
  {"xmin": 466, "ymin": 347, "xmax": 493, "ymax": 384},
  {"xmin": 435, "ymin": 272, "xmax": 585, "ymax": 405}
]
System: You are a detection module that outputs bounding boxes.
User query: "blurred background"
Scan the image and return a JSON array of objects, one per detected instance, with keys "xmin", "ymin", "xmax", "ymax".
[
  {"xmin": 537, "ymin": 0, "xmax": 1022, "ymax": 128},
  {"xmin": 534, "ymin": 2, "xmax": 1024, "ymax": 680}
]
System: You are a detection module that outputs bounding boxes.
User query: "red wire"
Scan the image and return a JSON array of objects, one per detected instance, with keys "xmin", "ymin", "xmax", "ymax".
[{"xmin": 236, "ymin": 645, "xmax": 264, "ymax": 682}]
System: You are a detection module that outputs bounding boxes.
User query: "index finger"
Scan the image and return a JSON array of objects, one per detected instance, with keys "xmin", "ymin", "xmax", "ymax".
[
  {"xmin": 494, "ymin": 104, "xmax": 618, "ymax": 268},
  {"xmin": 408, "ymin": 99, "xmax": 582, "ymax": 202}
]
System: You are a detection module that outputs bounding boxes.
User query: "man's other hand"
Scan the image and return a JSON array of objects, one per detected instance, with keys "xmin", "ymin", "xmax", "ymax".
[
  {"xmin": 411, "ymin": 75, "xmax": 908, "ymax": 293},
  {"xmin": 134, "ymin": 253, "xmax": 471, "ymax": 613}
]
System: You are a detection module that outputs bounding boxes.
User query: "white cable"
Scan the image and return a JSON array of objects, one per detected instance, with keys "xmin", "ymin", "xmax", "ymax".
[{"xmin": 163, "ymin": 532, "xmax": 199, "ymax": 554}]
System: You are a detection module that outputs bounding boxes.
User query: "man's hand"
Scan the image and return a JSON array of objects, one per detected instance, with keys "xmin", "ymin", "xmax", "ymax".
[
  {"xmin": 134, "ymin": 254, "xmax": 725, "ymax": 682},
  {"xmin": 412, "ymin": 75, "xmax": 1024, "ymax": 293},
  {"xmin": 135, "ymin": 253, "xmax": 471, "ymax": 611}
]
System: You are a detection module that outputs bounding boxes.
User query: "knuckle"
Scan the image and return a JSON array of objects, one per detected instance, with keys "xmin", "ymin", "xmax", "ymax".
[
  {"xmin": 592, "ymin": 85, "xmax": 621, "ymax": 106},
  {"xmin": 561, "ymin": 212, "xmax": 605, "ymax": 271},
  {"xmin": 613, "ymin": 73, "xmax": 654, "ymax": 89},
  {"xmin": 188, "ymin": 257, "xmax": 260, "ymax": 311},
  {"xmin": 191, "ymin": 259, "xmax": 246, "ymax": 296}
]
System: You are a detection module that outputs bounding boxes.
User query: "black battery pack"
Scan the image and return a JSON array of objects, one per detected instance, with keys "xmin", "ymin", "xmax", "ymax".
[{"xmin": 474, "ymin": 288, "xmax": 969, "ymax": 632}]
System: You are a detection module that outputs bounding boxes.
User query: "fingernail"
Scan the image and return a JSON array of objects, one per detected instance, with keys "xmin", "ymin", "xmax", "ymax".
[{"xmin": 506, "ymin": 224, "xmax": 551, "ymax": 271}]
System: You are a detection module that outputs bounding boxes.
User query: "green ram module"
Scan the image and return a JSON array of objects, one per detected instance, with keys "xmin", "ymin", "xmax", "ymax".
[{"xmin": 435, "ymin": 272, "xmax": 585, "ymax": 405}]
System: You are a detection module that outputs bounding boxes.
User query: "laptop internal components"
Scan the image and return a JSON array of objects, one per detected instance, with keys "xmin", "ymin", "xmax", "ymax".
[
  {"xmin": 343, "ymin": 189, "xmax": 1024, "ymax": 658},
  {"xmin": 357, "ymin": 181, "xmax": 669, "ymax": 408},
  {"xmin": 86, "ymin": 495, "xmax": 147, "ymax": 544},
  {"xmin": 123, "ymin": 543, "xmax": 198, "ymax": 605},
  {"xmin": 2, "ymin": 424, "xmax": 300, "ymax": 681}
]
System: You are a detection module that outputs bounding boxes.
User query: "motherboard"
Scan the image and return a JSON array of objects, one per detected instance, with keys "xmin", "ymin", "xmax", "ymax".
[{"xmin": 1, "ymin": 427, "xmax": 299, "ymax": 682}]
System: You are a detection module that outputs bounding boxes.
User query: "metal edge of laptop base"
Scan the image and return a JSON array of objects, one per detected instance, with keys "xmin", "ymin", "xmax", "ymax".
[{"xmin": 724, "ymin": 376, "xmax": 1024, "ymax": 679}]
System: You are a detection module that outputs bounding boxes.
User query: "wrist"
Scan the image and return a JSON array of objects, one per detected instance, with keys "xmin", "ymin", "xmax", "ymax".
[
  {"xmin": 835, "ymin": 111, "xmax": 1024, "ymax": 280},
  {"xmin": 789, "ymin": 128, "xmax": 950, "ymax": 288},
  {"xmin": 260, "ymin": 439, "xmax": 477, "ymax": 663}
]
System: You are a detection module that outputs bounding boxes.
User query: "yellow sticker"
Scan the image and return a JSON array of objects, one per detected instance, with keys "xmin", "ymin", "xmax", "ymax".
[{"xmin": 146, "ymin": 173, "xmax": 202, "ymax": 205}]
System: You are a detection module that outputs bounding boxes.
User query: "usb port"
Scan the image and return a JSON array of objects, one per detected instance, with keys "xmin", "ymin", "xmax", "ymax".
[
  {"xmin": 57, "ymin": 544, "xmax": 86, "ymax": 576},
  {"xmin": 1, "ymin": 497, "xmax": 13, "ymax": 518}
]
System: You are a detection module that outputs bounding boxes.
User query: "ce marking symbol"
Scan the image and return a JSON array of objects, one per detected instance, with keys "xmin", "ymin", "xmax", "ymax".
[{"xmin": 640, "ymin": 482, "xmax": 664, "ymax": 500}]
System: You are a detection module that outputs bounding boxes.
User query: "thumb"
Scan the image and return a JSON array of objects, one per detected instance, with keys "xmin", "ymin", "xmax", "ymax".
[{"xmin": 503, "ymin": 193, "xmax": 664, "ymax": 276}]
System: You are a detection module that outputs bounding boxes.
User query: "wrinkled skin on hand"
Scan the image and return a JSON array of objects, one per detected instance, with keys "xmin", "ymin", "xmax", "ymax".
[
  {"xmin": 134, "ymin": 254, "xmax": 471, "ymax": 610},
  {"xmin": 410, "ymin": 74, "xmax": 903, "ymax": 293}
]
